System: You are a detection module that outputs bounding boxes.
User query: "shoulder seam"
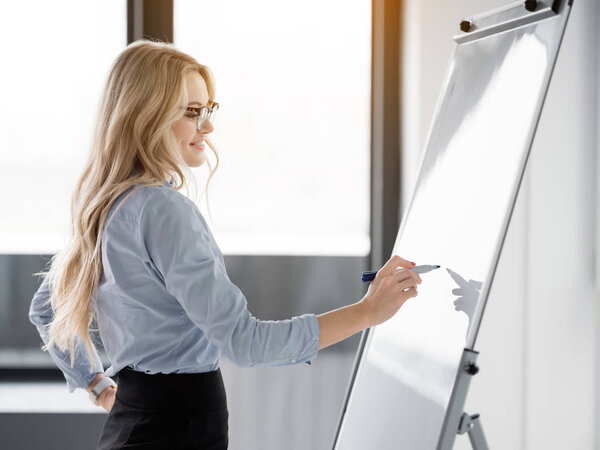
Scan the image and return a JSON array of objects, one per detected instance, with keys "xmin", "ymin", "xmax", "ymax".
[
  {"xmin": 105, "ymin": 186, "xmax": 148, "ymax": 229},
  {"xmin": 136, "ymin": 186, "xmax": 194, "ymax": 263},
  {"xmin": 136, "ymin": 187, "xmax": 172, "ymax": 263}
]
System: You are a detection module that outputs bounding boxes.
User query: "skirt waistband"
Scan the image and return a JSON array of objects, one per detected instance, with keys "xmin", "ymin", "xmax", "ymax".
[{"xmin": 114, "ymin": 367, "xmax": 227, "ymax": 411}]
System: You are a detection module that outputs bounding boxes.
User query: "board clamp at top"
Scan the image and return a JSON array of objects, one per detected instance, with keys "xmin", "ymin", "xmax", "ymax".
[{"xmin": 455, "ymin": 0, "xmax": 559, "ymax": 44}]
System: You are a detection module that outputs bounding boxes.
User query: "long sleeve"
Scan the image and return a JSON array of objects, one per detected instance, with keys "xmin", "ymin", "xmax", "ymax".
[
  {"xmin": 28, "ymin": 274, "xmax": 104, "ymax": 393},
  {"xmin": 138, "ymin": 188, "xmax": 320, "ymax": 368}
]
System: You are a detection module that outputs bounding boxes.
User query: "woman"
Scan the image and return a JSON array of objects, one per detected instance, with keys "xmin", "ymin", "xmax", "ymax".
[{"xmin": 28, "ymin": 40, "xmax": 421, "ymax": 449}]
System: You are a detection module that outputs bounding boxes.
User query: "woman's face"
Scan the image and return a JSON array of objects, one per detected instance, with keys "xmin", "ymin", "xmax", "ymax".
[{"xmin": 171, "ymin": 72, "xmax": 214, "ymax": 167}]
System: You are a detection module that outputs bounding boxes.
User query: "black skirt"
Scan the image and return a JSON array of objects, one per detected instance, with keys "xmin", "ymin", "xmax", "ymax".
[{"xmin": 96, "ymin": 367, "xmax": 228, "ymax": 449}]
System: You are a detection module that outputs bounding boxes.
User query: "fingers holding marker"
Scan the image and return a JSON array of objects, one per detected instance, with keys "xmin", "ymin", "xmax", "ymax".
[
  {"xmin": 393, "ymin": 266, "xmax": 422, "ymax": 284},
  {"xmin": 405, "ymin": 287, "xmax": 419, "ymax": 298},
  {"xmin": 378, "ymin": 255, "xmax": 414, "ymax": 278},
  {"xmin": 360, "ymin": 256, "xmax": 424, "ymax": 326},
  {"xmin": 396, "ymin": 275, "xmax": 419, "ymax": 293}
]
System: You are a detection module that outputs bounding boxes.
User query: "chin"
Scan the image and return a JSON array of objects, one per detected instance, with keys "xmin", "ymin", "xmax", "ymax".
[
  {"xmin": 182, "ymin": 151, "xmax": 206, "ymax": 168},
  {"xmin": 186, "ymin": 159, "xmax": 205, "ymax": 168}
]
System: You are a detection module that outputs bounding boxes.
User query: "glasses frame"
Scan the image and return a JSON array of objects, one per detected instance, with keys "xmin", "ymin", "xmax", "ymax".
[{"xmin": 185, "ymin": 100, "xmax": 219, "ymax": 129}]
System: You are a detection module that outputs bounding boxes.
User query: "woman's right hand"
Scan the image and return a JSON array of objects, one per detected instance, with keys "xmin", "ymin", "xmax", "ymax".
[{"xmin": 359, "ymin": 255, "xmax": 421, "ymax": 327}]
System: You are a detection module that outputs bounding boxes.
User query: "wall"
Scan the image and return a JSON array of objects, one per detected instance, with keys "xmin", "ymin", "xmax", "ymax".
[{"xmin": 400, "ymin": 0, "xmax": 599, "ymax": 448}]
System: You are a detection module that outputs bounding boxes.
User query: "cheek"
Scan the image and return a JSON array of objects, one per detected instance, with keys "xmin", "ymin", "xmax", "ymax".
[{"xmin": 172, "ymin": 120, "xmax": 195, "ymax": 143}]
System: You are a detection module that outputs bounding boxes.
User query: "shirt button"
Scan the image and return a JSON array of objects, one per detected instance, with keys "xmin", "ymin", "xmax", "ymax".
[{"xmin": 291, "ymin": 359, "xmax": 296, "ymax": 364}]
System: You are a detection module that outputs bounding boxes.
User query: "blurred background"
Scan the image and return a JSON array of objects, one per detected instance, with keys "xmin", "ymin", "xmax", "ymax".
[{"xmin": 0, "ymin": 0, "xmax": 597, "ymax": 449}]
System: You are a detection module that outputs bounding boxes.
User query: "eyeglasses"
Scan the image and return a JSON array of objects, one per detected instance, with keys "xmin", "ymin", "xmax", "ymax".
[{"xmin": 184, "ymin": 100, "xmax": 219, "ymax": 129}]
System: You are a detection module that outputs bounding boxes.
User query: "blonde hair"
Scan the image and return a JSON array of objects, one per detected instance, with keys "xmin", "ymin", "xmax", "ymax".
[{"xmin": 34, "ymin": 40, "xmax": 220, "ymax": 372}]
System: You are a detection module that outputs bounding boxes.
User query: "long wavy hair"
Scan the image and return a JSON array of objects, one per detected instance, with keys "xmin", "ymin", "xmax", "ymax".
[{"xmin": 34, "ymin": 40, "xmax": 219, "ymax": 371}]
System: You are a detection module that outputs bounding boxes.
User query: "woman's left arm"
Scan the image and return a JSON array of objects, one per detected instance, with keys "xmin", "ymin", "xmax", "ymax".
[{"xmin": 28, "ymin": 274, "xmax": 105, "ymax": 393}]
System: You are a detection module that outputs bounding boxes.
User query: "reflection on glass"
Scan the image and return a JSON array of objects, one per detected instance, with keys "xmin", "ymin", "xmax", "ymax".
[{"xmin": 336, "ymin": 14, "xmax": 564, "ymax": 450}]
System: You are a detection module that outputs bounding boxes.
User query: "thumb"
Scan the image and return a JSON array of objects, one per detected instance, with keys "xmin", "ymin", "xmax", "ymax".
[{"xmin": 379, "ymin": 255, "xmax": 415, "ymax": 277}]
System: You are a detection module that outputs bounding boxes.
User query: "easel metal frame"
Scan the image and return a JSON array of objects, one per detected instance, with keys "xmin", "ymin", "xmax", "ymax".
[{"xmin": 437, "ymin": 349, "xmax": 488, "ymax": 450}]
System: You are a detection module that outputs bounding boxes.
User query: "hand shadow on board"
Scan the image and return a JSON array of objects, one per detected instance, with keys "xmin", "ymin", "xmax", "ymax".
[{"xmin": 446, "ymin": 268, "xmax": 482, "ymax": 331}]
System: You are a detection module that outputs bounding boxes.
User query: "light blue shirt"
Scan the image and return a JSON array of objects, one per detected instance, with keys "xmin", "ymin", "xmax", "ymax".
[{"xmin": 29, "ymin": 181, "xmax": 320, "ymax": 392}]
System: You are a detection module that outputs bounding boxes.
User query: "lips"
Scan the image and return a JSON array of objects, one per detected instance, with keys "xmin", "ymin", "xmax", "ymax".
[{"xmin": 190, "ymin": 141, "xmax": 205, "ymax": 150}]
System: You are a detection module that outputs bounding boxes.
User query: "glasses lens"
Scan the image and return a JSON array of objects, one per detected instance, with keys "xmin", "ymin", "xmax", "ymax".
[
  {"xmin": 197, "ymin": 107, "xmax": 208, "ymax": 129},
  {"xmin": 195, "ymin": 103, "xmax": 219, "ymax": 128},
  {"xmin": 208, "ymin": 108, "xmax": 217, "ymax": 123},
  {"xmin": 208, "ymin": 102, "xmax": 219, "ymax": 124}
]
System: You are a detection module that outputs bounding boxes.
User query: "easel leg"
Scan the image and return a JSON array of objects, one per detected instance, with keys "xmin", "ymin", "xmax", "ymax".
[{"xmin": 458, "ymin": 413, "xmax": 489, "ymax": 450}]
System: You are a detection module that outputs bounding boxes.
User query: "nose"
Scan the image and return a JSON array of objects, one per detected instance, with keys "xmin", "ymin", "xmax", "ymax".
[{"xmin": 199, "ymin": 118, "xmax": 214, "ymax": 134}]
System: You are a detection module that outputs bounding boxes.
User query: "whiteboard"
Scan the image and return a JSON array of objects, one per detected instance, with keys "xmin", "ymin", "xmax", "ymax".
[{"xmin": 333, "ymin": 1, "xmax": 572, "ymax": 448}]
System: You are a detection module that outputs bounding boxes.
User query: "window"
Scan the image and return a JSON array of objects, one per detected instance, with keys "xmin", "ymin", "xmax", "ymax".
[
  {"xmin": 174, "ymin": 0, "xmax": 371, "ymax": 256},
  {"xmin": 0, "ymin": 1, "xmax": 126, "ymax": 255},
  {"xmin": 0, "ymin": 1, "xmax": 126, "ymax": 379}
]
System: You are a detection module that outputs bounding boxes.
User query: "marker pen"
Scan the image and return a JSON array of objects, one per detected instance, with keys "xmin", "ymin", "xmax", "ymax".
[{"xmin": 361, "ymin": 265, "xmax": 441, "ymax": 283}]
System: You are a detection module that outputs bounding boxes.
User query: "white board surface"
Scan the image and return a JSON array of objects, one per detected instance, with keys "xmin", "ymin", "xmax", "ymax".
[{"xmin": 334, "ymin": 1, "xmax": 572, "ymax": 448}]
